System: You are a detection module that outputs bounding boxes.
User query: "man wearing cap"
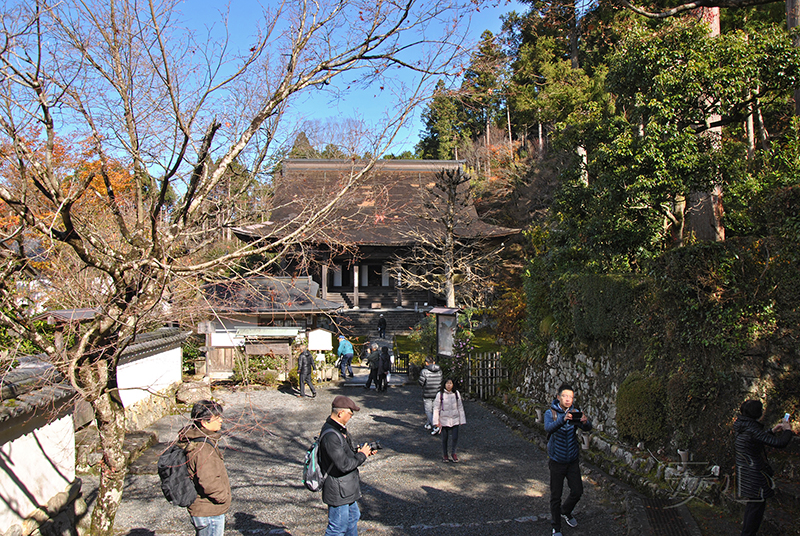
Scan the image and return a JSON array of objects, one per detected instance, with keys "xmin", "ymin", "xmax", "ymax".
[
  {"xmin": 337, "ymin": 335, "xmax": 355, "ymax": 378},
  {"xmin": 319, "ymin": 395, "xmax": 374, "ymax": 536}
]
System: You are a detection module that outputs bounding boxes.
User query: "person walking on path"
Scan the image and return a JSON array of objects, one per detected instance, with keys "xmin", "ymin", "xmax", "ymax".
[
  {"xmin": 377, "ymin": 314, "xmax": 387, "ymax": 339},
  {"xmin": 433, "ymin": 379, "xmax": 466, "ymax": 462},
  {"xmin": 376, "ymin": 346, "xmax": 391, "ymax": 392},
  {"xmin": 180, "ymin": 400, "xmax": 231, "ymax": 536},
  {"xmin": 297, "ymin": 344, "xmax": 317, "ymax": 398},
  {"xmin": 337, "ymin": 335, "xmax": 355, "ymax": 378},
  {"xmin": 419, "ymin": 356, "xmax": 443, "ymax": 432},
  {"xmin": 734, "ymin": 399, "xmax": 793, "ymax": 536},
  {"xmin": 544, "ymin": 383, "xmax": 592, "ymax": 536},
  {"xmin": 319, "ymin": 395, "xmax": 376, "ymax": 536},
  {"xmin": 364, "ymin": 342, "xmax": 380, "ymax": 390}
]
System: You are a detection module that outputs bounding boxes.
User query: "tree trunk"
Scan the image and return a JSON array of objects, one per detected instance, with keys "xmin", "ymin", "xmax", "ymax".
[
  {"xmin": 788, "ymin": 0, "xmax": 800, "ymax": 115},
  {"xmin": 687, "ymin": 6, "xmax": 725, "ymax": 242},
  {"xmin": 89, "ymin": 390, "xmax": 128, "ymax": 536}
]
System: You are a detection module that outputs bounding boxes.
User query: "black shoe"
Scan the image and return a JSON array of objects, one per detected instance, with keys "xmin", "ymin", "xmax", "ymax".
[{"xmin": 348, "ymin": 373, "xmax": 354, "ymax": 377}]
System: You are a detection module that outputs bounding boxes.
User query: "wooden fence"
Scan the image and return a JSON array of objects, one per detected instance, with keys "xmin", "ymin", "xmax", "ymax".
[{"xmin": 467, "ymin": 352, "xmax": 508, "ymax": 400}]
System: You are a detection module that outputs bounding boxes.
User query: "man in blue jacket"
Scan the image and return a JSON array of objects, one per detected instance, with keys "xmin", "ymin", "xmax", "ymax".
[
  {"xmin": 544, "ymin": 383, "xmax": 593, "ymax": 536},
  {"xmin": 319, "ymin": 395, "xmax": 374, "ymax": 536},
  {"xmin": 337, "ymin": 335, "xmax": 355, "ymax": 378}
]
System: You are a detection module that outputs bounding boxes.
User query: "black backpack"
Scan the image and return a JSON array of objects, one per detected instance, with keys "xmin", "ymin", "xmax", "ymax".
[
  {"xmin": 158, "ymin": 437, "xmax": 205, "ymax": 507},
  {"xmin": 303, "ymin": 428, "xmax": 338, "ymax": 492}
]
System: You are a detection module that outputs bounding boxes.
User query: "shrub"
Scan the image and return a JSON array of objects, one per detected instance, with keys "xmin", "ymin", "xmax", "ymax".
[
  {"xmin": 616, "ymin": 371, "xmax": 667, "ymax": 443},
  {"xmin": 409, "ymin": 314, "xmax": 436, "ymax": 357},
  {"xmin": 233, "ymin": 352, "xmax": 286, "ymax": 385},
  {"xmin": 287, "ymin": 368, "xmax": 300, "ymax": 388}
]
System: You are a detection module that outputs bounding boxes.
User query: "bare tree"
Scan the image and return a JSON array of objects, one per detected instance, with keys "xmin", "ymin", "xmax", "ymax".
[
  {"xmin": 392, "ymin": 168, "xmax": 514, "ymax": 308},
  {"xmin": 0, "ymin": 0, "xmax": 474, "ymax": 533}
]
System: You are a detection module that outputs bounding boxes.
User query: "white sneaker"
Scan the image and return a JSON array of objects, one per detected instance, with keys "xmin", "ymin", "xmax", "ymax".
[
  {"xmin": 562, "ymin": 514, "xmax": 578, "ymax": 528},
  {"xmin": 431, "ymin": 427, "xmax": 440, "ymax": 435},
  {"xmin": 424, "ymin": 423, "xmax": 432, "ymax": 430},
  {"xmin": 552, "ymin": 530, "xmax": 562, "ymax": 536}
]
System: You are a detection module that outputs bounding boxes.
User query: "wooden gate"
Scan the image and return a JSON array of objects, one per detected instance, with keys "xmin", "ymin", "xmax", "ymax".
[{"xmin": 467, "ymin": 352, "xmax": 508, "ymax": 400}]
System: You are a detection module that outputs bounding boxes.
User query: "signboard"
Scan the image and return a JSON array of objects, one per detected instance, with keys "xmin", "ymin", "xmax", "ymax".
[
  {"xmin": 430, "ymin": 307, "xmax": 459, "ymax": 357},
  {"xmin": 308, "ymin": 328, "xmax": 334, "ymax": 352}
]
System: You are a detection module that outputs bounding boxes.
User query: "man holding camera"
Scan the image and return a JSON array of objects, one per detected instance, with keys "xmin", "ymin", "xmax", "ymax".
[
  {"xmin": 319, "ymin": 395, "xmax": 375, "ymax": 536},
  {"xmin": 544, "ymin": 383, "xmax": 592, "ymax": 536}
]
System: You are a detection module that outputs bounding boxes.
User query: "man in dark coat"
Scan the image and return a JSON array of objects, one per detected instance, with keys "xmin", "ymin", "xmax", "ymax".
[
  {"xmin": 734, "ymin": 399, "xmax": 793, "ymax": 536},
  {"xmin": 319, "ymin": 395, "xmax": 375, "ymax": 536},
  {"xmin": 376, "ymin": 346, "xmax": 391, "ymax": 392},
  {"xmin": 297, "ymin": 344, "xmax": 316, "ymax": 398},
  {"xmin": 363, "ymin": 342, "xmax": 380, "ymax": 390},
  {"xmin": 377, "ymin": 314, "xmax": 386, "ymax": 338},
  {"xmin": 544, "ymin": 383, "xmax": 592, "ymax": 536}
]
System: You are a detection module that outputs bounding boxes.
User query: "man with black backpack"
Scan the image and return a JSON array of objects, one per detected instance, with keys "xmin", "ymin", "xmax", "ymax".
[
  {"xmin": 180, "ymin": 400, "xmax": 231, "ymax": 536},
  {"xmin": 318, "ymin": 395, "xmax": 374, "ymax": 536}
]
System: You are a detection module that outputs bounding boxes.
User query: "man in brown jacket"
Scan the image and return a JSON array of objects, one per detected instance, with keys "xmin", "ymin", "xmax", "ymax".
[{"xmin": 181, "ymin": 400, "xmax": 231, "ymax": 536}]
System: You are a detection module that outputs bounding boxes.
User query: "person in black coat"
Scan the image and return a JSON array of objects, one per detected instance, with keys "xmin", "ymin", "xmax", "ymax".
[
  {"xmin": 376, "ymin": 346, "xmax": 391, "ymax": 392},
  {"xmin": 377, "ymin": 314, "xmax": 387, "ymax": 338},
  {"xmin": 297, "ymin": 344, "xmax": 316, "ymax": 398},
  {"xmin": 734, "ymin": 399, "xmax": 793, "ymax": 536},
  {"xmin": 363, "ymin": 342, "xmax": 380, "ymax": 390},
  {"xmin": 319, "ymin": 395, "xmax": 375, "ymax": 536}
]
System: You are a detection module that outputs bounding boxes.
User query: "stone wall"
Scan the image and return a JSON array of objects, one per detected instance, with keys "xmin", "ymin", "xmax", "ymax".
[
  {"xmin": 519, "ymin": 340, "xmax": 624, "ymax": 436},
  {"xmin": 123, "ymin": 383, "xmax": 180, "ymax": 432}
]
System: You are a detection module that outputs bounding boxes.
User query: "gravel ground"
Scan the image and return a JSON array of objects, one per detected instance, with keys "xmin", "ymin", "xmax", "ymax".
[{"xmin": 89, "ymin": 378, "xmax": 631, "ymax": 536}]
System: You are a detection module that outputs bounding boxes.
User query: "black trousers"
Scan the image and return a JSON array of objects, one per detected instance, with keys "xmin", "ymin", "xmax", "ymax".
[
  {"xmin": 299, "ymin": 372, "xmax": 315, "ymax": 397},
  {"xmin": 441, "ymin": 425, "xmax": 460, "ymax": 457},
  {"xmin": 549, "ymin": 458, "xmax": 583, "ymax": 530},
  {"xmin": 365, "ymin": 368, "xmax": 378, "ymax": 388},
  {"xmin": 376, "ymin": 372, "xmax": 388, "ymax": 391},
  {"xmin": 741, "ymin": 499, "xmax": 767, "ymax": 536}
]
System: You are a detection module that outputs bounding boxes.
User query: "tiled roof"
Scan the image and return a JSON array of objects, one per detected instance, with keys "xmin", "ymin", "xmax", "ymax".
[
  {"xmin": 0, "ymin": 361, "xmax": 74, "ymax": 424},
  {"xmin": 205, "ymin": 276, "xmax": 343, "ymax": 314},
  {"xmin": 233, "ymin": 159, "xmax": 519, "ymax": 246},
  {"xmin": 1, "ymin": 328, "xmax": 190, "ymax": 422}
]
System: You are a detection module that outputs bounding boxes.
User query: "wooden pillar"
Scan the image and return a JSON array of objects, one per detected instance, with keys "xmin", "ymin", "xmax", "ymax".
[
  {"xmin": 353, "ymin": 265, "xmax": 360, "ymax": 309},
  {"xmin": 321, "ymin": 265, "xmax": 328, "ymax": 300},
  {"xmin": 396, "ymin": 267, "xmax": 403, "ymax": 308}
]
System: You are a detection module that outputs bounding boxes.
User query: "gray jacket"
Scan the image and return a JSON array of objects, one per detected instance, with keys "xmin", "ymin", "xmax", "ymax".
[
  {"xmin": 319, "ymin": 417, "xmax": 367, "ymax": 507},
  {"xmin": 419, "ymin": 363, "xmax": 442, "ymax": 399}
]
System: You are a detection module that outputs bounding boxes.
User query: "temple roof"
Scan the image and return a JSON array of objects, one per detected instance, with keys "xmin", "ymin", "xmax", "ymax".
[
  {"xmin": 204, "ymin": 276, "xmax": 343, "ymax": 315},
  {"xmin": 234, "ymin": 159, "xmax": 519, "ymax": 247}
]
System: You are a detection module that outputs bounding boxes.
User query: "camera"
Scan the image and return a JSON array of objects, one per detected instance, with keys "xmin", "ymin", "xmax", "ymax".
[
  {"xmin": 566, "ymin": 411, "xmax": 583, "ymax": 423},
  {"xmin": 365, "ymin": 440, "xmax": 382, "ymax": 451}
]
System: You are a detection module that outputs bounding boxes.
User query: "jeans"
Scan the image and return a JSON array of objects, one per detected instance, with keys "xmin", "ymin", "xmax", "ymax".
[
  {"xmin": 340, "ymin": 353, "xmax": 354, "ymax": 376},
  {"xmin": 441, "ymin": 425, "xmax": 459, "ymax": 457},
  {"xmin": 549, "ymin": 458, "xmax": 583, "ymax": 530},
  {"xmin": 190, "ymin": 514, "xmax": 225, "ymax": 536},
  {"xmin": 299, "ymin": 372, "xmax": 316, "ymax": 397},
  {"xmin": 741, "ymin": 499, "xmax": 767, "ymax": 536},
  {"xmin": 423, "ymin": 398, "xmax": 435, "ymax": 426},
  {"xmin": 325, "ymin": 502, "xmax": 360, "ymax": 536}
]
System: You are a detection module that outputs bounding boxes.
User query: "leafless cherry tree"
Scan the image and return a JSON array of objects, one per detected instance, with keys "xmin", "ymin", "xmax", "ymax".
[{"xmin": 0, "ymin": 0, "xmax": 475, "ymax": 533}]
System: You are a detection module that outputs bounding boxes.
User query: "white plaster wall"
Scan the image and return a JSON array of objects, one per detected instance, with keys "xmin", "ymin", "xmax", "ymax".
[
  {"xmin": 0, "ymin": 414, "xmax": 75, "ymax": 528},
  {"xmin": 117, "ymin": 347, "xmax": 182, "ymax": 407},
  {"xmin": 209, "ymin": 330, "xmax": 244, "ymax": 349}
]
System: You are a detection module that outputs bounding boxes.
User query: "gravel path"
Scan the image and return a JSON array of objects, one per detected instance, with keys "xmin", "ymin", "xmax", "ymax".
[{"xmin": 104, "ymin": 380, "xmax": 630, "ymax": 536}]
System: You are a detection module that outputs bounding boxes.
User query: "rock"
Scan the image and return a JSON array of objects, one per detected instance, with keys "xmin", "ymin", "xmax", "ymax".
[{"xmin": 176, "ymin": 381, "xmax": 212, "ymax": 405}]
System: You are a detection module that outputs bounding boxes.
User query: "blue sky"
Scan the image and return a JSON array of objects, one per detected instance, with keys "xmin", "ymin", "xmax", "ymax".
[{"xmin": 180, "ymin": 0, "xmax": 526, "ymax": 156}]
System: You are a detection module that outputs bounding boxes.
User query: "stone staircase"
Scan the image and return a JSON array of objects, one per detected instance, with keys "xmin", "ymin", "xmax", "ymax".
[{"xmin": 332, "ymin": 309, "xmax": 427, "ymax": 339}]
